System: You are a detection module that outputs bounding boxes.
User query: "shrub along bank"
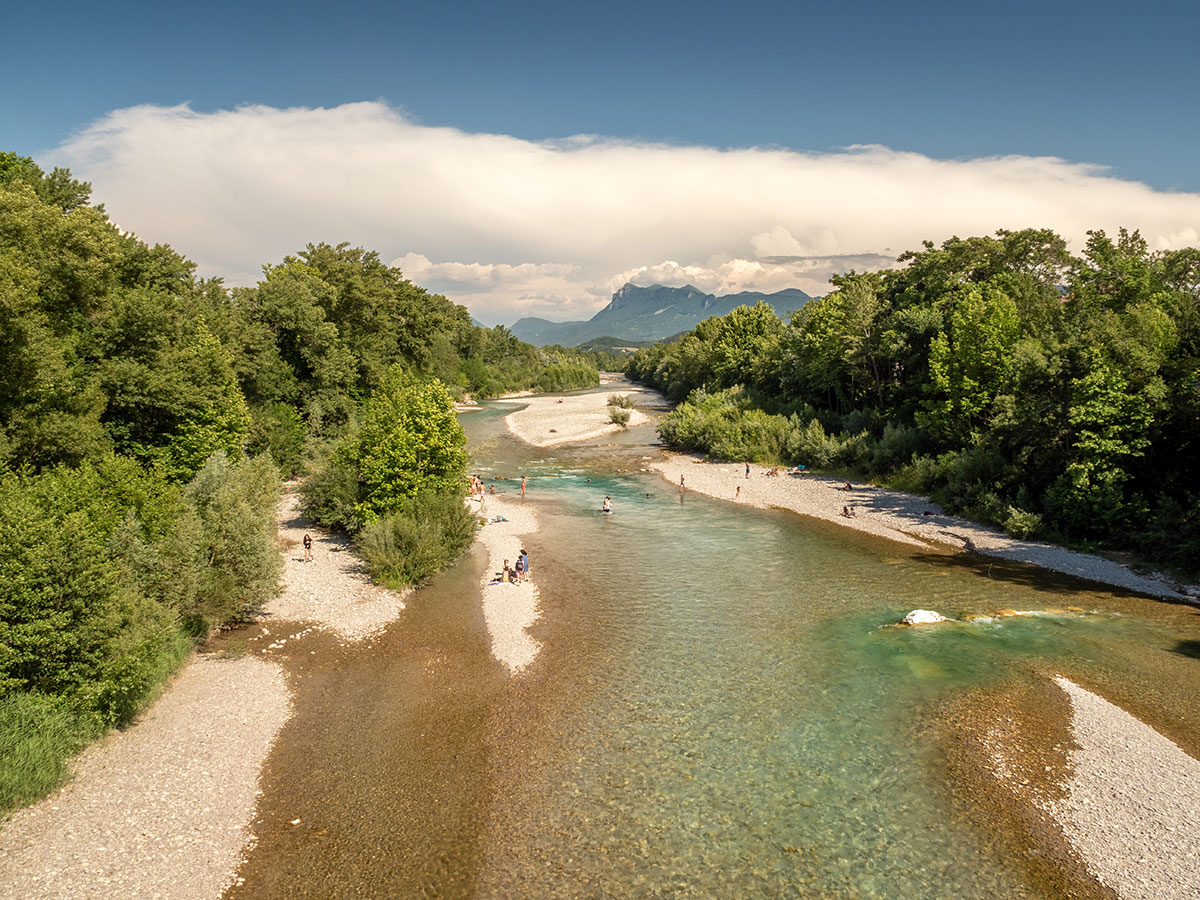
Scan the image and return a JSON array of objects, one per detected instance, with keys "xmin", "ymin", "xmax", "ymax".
[
  {"xmin": 0, "ymin": 452, "xmax": 280, "ymax": 814},
  {"xmin": 302, "ymin": 368, "xmax": 475, "ymax": 588}
]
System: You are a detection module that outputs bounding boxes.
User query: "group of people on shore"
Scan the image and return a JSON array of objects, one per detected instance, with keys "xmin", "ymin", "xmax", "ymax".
[
  {"xmin": 470, "ymin": 474, "xmax": 530, "ymax": 499},
  {"xmin": 469, "ymin": 474, "xmax": 498, "ymax": 499},
  {"xmin": 499, "ymin": 548, "xmax": 530, "ymax": 585}
]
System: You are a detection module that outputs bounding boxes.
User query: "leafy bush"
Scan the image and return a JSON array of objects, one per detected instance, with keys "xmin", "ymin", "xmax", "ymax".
[
  {"xmin": 870, "ymin": 423, "xmax": 925, "ymax": 474},
  {"xmin": 607, "ymin": 393, "xmax": 636, "ymax": 409},
  {"xmin": 788, "ymin": 417, "xmax": 839, "ymax": 467},
  {"xmin": 355, "ymin": 491, "xmax": 476, "ymax": 586},
  {"xmin": 0, "ymin": 449, "xmax": 281, "ymax": 816},
  {"xmin": 1004, "ymin": 506, "xmax": 1044, "ymax": 539},
  {"xmin": 609, "ymin": 407, "xmax": 632, "ymax": 427},
  {"xmin": 536, "ymin": 361, "xmax": 598, "ymax": 392},
  {"xmin": 183, "ymin": 451, "xmax": 282, "ymax": 627},
  {"xmin": 248, "ymin": 402, "xmax": 307, "ymax": 478},
  {"xmin": 300, "ymin": 439, "xmax": 362, "ymax": 531}
]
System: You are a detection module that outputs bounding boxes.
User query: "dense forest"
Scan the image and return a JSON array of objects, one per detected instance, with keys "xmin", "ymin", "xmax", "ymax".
[
  {"xmin": 629, "ymin": 228, "xmax": 1200, "ymax": 571},
  {"xmin": 0, "ymin": 152, "xmax": 599, "ymax": 813}
]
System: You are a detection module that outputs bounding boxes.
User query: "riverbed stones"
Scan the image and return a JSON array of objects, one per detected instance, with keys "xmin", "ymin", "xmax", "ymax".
[{"xmin": 0, "ymin": 655, "xmax": 290, "ymax": 900}]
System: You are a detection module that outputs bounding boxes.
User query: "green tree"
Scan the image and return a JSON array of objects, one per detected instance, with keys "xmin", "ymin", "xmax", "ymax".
[
  {"xmin": 337, "ymin": 369, "xmax": 468, "ymax": 524},
  {"xmin": 923, "ymin": 281, "xmax": 1020, "ymax": 442},
  {"xmin": 707, "ymin": 301, "xmax": 784, "ymax": 391},
  {"xmin": 1047, "ymin": 352, "xmax": 1154, "ymax": 533}
]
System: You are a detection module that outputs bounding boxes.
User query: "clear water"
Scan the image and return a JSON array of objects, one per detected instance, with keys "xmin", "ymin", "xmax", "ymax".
[{"xmin": 461, "ymin": 391, "xmax": 1200, "ymax": 898}]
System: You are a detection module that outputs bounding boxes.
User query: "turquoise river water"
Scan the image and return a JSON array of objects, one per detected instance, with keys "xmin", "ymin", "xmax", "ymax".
[{"xmin": 455, "ymin": 390, "xmax": 1200, "ymax": 899}]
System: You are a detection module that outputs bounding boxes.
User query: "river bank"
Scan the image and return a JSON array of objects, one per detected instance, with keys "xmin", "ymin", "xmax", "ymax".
[
  {"xmin": 0, "ymin": 489, "xmax": 411, "ymax": 899},
  {"xmin": 269, "ymin": 490, "xmax": 409, "ymax": 642},
  {"xmin": 651, "ymin": 453, "xmax": 1197, "ymax": 602},
  {"xmin": 0, "ymin": 654, "xmax": 290, "ymax": 900}
]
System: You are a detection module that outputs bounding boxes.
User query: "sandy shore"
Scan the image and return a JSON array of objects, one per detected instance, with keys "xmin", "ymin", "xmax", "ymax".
[
  {"xmin": 473, "ymin": 493, "xmax": 542, "ymax": 673},
  {"xmin": 1037, "ymin": 677, "xmax": 1200, "ymax": 899},
  {"xmin": 652, "ymin": 453, "xmax": 1194, "ymax": 601},
  {"xmin": 269, "ymin": 490, "xmax": 409, "ymax": 642},
  {"xmin": 0, "ymin": 654, "xmax": 291, "ymax": 900},
  {"xmin": 505, "ymin": 387, "xmax": 655, "ymax": 447}
]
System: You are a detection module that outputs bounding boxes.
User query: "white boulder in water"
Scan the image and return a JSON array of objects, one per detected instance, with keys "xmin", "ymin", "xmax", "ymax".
[{"xmin": 901, "ymin": 609, "xmax": 949, "ymax": 625}]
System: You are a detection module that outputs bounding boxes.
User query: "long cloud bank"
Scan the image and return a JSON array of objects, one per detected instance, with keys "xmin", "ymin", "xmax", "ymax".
[{"xmin": 53, "ymin": 101, "xmax": 1200, "ymax": 323}]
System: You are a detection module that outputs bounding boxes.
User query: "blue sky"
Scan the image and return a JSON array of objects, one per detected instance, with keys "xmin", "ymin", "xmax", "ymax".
[
  {"xmin": 3, "ymin": 0, "xmax": 1199, "ymax": 322},
  {"xmin": 6, "ymin": 0, "xmax": 1198, "ymax": 189}
]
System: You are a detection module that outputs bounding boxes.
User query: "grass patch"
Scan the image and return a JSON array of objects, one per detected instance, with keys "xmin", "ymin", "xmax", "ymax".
[{"xmin": 0, "ymin": 693, "xmax": 102, "ymax": 818}]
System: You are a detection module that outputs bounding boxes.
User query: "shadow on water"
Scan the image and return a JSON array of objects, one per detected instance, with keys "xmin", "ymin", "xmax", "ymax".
[
  {"xmin": 905, "ymin": 550, "xmax": 1154, "ymax": 600},
  {"xmin": 1173, "ymin": 638, "xmax": 1200, "ymax": 659}
]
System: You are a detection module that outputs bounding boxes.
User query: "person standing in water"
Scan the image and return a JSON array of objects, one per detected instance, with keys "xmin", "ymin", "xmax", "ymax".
[
  {"xmin": 521, "ymin": 475, "xmax": 526, "ymax": 497},
  {"xmin": 603, "ymin": 496, "xmax": 612, "ymax": 512},
  {"xmin": 680, "ymin": 474, "xmax": 685, "ymax": 490},
  {"xmin": 735, "ymin": 486, "xmax": 741, "ymax": 500}
]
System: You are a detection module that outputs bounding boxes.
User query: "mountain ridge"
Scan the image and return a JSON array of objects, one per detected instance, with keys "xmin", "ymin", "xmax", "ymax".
[{"xmin": 510, "ymin": 283, "xmax": 811, "ymax": 346}]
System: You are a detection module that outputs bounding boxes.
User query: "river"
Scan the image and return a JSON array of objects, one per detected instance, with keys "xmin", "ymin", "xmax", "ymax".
[{"xmin": 227, "ymin": 386, "xmax": 1200, "ymax": 899}]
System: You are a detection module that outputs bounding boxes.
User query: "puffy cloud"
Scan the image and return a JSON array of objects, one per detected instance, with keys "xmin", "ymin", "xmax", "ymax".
[
  {"xmin": 608, "ymin": 250, "xmax": 902, "ymax": 299},
  {"xmin": 52, "ymin": 102, "xmax": 1200, "ymax": 323},
  {"xmin": 397, "ymin": 253, "xmax": 593, "ymax": 321}
]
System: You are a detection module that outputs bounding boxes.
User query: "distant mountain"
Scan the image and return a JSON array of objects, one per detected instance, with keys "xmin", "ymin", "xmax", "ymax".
[{"xmin": 510, "ymin": 283, "xmax": 812, "ymax": 346}]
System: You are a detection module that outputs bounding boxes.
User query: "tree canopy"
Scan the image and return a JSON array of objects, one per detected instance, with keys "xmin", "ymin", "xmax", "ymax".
[{"xmin": 630, "ymin": 227, "xmax": 1200, "ymax": 570}]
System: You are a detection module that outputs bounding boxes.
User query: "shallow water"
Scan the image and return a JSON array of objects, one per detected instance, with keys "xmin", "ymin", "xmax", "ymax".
[
  {"xmin": 460, "ymin": 389, "xmax": 1200, "ymax": 899},
  {"xmin": 228, "ymin": 388, "xmax": 1200, "ymax": 899}
]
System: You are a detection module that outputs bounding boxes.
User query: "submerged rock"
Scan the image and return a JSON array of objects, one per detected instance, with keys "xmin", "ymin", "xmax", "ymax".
[{"xmin": 901, "ymin": 609, "xmax": 949, "ymax": 625}]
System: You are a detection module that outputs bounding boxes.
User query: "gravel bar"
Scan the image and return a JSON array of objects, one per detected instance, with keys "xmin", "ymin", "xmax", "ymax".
[
  {"xmin": 1045, "ymin": 677, "xmax": 1200, "ymax": 900},
  {"xmin": 0, "ymin": 655, "xmax": 290, "ymax": 900},
  {"xmin": 269, "ymin": 490, "xmax": 408, "ymax": 642}
]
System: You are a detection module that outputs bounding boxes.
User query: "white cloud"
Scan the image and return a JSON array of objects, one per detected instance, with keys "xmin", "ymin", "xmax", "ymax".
[{"xmin": 52, "ymin": 101, "xmax": 1200, "ymax": 324}]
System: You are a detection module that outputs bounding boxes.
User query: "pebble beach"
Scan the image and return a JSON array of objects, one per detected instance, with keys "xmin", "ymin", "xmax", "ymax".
[
  {"xmin": 651, "ymin": 453, "xmax": 1197, "ymax": 602},
  {"xmin": 1042, "ymin": 677, "xmax": 1200, "ymax": 900},
  {"xmin": 473, "ymin": 492, "xmax": 542, "ymax": 673},
  {"xmin": 504, "ymin": 386, "xmax": 654, "ymax": 447}
]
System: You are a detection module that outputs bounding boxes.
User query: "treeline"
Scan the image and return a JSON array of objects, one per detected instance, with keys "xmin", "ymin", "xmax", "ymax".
[
  {"xmin": 0, "ymin": 151, "xmax": 597, "ymax": 813},
  {"xmin": 629, "ymin": 228, "xmax": 1200, "ymax": 570}
]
